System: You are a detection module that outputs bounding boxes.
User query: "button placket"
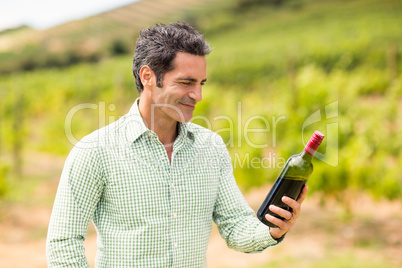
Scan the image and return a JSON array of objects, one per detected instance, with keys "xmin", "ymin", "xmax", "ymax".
[
  {"xmin": 147, "ymin": 132, "xmax": 171, "ymax": 175},
  {"xmin": 170, "ymin": 157, "xmax": 180, "ymax": 264}
]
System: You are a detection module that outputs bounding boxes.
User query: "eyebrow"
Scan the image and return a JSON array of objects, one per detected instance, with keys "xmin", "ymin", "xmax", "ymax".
[{"xmin": 176, "ymin": 77, "xmax": 207, "ymax": 83}]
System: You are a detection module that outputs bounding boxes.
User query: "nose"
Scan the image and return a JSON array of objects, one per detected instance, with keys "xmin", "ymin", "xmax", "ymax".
[{"xmin": 188, "ymin": 85, "xmax": 202, "ymax": 103}]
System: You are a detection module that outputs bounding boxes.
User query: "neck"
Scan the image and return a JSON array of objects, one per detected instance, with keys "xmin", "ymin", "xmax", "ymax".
[
  {"xmin": 300, "ymin": 150, "xmax": 313, "ymax": 162},
  {"xmin": 138, "ymin": 98, "xmax": 178, "ymax": 146}
]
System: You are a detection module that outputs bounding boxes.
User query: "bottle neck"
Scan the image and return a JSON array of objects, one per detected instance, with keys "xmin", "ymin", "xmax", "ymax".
[
  {"xmin": 304, "ymin": 141, "xmax": 320, "ymax": 156},
  {"xmin": 302, "ymin": 131, "xmax": 324, "ymax": 160},
  {"xmin": 300, "ymin": 150, "xmax": 313, "ymax": 162}
]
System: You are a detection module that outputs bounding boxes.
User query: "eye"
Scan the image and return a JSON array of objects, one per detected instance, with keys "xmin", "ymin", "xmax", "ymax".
[{"xmin": 179, "ymin": 81, "xmax": 193, "ymax": 87}]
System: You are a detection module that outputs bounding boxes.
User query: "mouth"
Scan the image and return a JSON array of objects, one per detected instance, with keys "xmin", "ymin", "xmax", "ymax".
[{"xmin": 180, "ymin": 103, "xmax": 196, "ymax": 110}]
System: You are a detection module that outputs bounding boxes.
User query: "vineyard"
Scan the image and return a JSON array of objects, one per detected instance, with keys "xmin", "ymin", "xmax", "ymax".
[{"xmin": 1, "ymin": 0, "xmax": 401, "ymax": 202}]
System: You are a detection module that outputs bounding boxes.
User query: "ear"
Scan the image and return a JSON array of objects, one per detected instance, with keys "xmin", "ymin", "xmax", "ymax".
[{"xmin": 139, "ymin": 65, "xmax": 155, "ymax": 89}]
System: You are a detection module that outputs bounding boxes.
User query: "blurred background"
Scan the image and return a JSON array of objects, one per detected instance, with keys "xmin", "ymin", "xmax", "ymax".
[{"xmin": 0, "ymin": 0, "xmax": 401, "ymax": 267}]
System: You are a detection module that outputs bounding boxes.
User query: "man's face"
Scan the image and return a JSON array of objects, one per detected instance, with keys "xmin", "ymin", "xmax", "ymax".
[{"xmin": 150, "ymin": 52, "xmax": 207, "ymax": 123}]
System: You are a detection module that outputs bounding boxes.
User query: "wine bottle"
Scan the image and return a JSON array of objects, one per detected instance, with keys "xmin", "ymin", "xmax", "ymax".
[{"xmin": 257, "ymin": 131, "xmax": 325, "ymax": 228}]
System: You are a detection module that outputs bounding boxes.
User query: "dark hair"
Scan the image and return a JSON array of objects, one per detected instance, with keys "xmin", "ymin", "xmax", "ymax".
[{"xmin": 132, "ymin": 22, "xmax": 211, "ymax": 93}]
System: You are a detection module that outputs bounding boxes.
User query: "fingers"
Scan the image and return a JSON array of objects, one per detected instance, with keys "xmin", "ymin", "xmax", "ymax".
[
  {"xmin": 282, "ymin": 196, "xmax": 300, "ymax": 217},
  {"xmin": 281, "ymin": 185, "xmax": 308, "ymax": 218},
  {"xmin": 267, "ymin": 186, "xmax": 309, "ymax": 239},
  {"xmin": 269, "ymin": 205, "xmax": 293, "ymax": 221},
  {"xmin": 265, "ymin": 210, "xmax": 293, "ymax": 239},
  {"xmin": 265, "ymin": 213, "xmax": 290, "ymax": 229},
  {"xmin": 265, "ymin": 214, "xmax": 285, "ymax": 239}
]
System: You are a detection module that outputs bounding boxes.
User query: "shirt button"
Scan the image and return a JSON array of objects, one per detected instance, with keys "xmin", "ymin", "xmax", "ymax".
[
  {"xmin": 263, "ymin": 241, "xmax": 268, "ymax": 245},
  {"xmin": 173, "ymin": 213, "xmax": 177, "ymax": 218},
  {"xmin": 174, "ymin": 243, "xmax": 178, "ymax": 248},
  {"xmin": 170, "ymin": 183, "xmax": 175, "ymax": 189}
]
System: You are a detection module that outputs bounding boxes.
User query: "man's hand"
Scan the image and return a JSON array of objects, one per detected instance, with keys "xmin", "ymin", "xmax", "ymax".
[{"xmin": 265, "ymin": 185, "xmax": 308, "ymax": 240}]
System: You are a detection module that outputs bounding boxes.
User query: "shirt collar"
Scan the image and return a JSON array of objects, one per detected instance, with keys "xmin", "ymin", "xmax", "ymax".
[{"xmin": 125, "ymin": 98, "xmax": 194, "ymax": 144}]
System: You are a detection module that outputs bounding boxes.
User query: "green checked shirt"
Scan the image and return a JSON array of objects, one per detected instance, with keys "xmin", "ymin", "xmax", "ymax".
[{"xmin": 46, "ymin": 99, "xmax": 280, "ymax": 267}]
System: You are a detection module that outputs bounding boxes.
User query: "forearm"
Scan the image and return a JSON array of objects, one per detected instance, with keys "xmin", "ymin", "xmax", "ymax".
[
  {"xmin": 214, "ymin": 180, "xmax": 287, "ymax": 253},
  {"xmin": 214, "ymin": 192, "xmax": 280, "ymax": 253},
  {"xmin": 228, "ymin": 217, "xmax": 280, "ymax": 253},
  {"xmin": 213, "ymin": 139, "xmax": 282, "ymax": 253}
]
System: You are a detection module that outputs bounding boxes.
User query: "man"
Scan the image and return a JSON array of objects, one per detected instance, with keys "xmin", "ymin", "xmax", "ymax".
[{"xmin": 46, "ymin": 22, "xmax": 307, "ymax": 267}]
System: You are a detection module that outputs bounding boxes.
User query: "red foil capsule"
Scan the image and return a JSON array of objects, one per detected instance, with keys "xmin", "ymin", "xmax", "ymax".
[{"xmin": 304, "ymin": 131, "xmax": 325, "ymax": 156}]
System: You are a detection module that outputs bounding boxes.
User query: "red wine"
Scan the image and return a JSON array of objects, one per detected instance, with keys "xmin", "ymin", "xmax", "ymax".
[{"xmin": 257, "ymin": 131, "xmax": 324, "ymax": 228}]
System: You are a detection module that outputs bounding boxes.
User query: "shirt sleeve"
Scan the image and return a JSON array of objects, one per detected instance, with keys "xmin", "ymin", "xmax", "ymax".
[
  {"xmin": 46, "ymin": 142, "xmax": 105, "ymax": 267},
  {"xmin": 212, "ymin": 135, "xmax": 283, "ymax": 253}
]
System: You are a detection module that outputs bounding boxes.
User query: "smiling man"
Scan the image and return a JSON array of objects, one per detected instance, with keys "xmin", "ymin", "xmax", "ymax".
[
  {"xmin": 137, "ymin": 51, "xmax": 206, "ymax": 161},
  {"xmin": 46, "ymin": 22, "xmax": 307, "ymax": 267}
]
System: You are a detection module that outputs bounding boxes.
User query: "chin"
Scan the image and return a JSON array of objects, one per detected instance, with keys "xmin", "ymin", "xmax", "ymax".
[
  {"xmin": 175, "ymin": 112, "xmax": 193, "ymax": 123},
  {"xmin": 178, "ymin": 116, "xmax": 193, "ymax": 123}
]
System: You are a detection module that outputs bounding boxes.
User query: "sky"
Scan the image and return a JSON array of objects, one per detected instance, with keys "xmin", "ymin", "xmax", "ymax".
[{"xmin": 0, "ymin": 0, "xmax": 138, "ymax": 30}]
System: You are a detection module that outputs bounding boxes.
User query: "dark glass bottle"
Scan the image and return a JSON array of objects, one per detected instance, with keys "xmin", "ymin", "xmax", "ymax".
[{"xmin": 257, "ymin": 131, "xmax": 325, "ymax": 228}]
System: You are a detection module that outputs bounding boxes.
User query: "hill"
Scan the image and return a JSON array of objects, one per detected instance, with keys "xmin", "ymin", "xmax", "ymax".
[{"xmin": 0, "ymin": 0, "xmax": 217, "ymax": 73}]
